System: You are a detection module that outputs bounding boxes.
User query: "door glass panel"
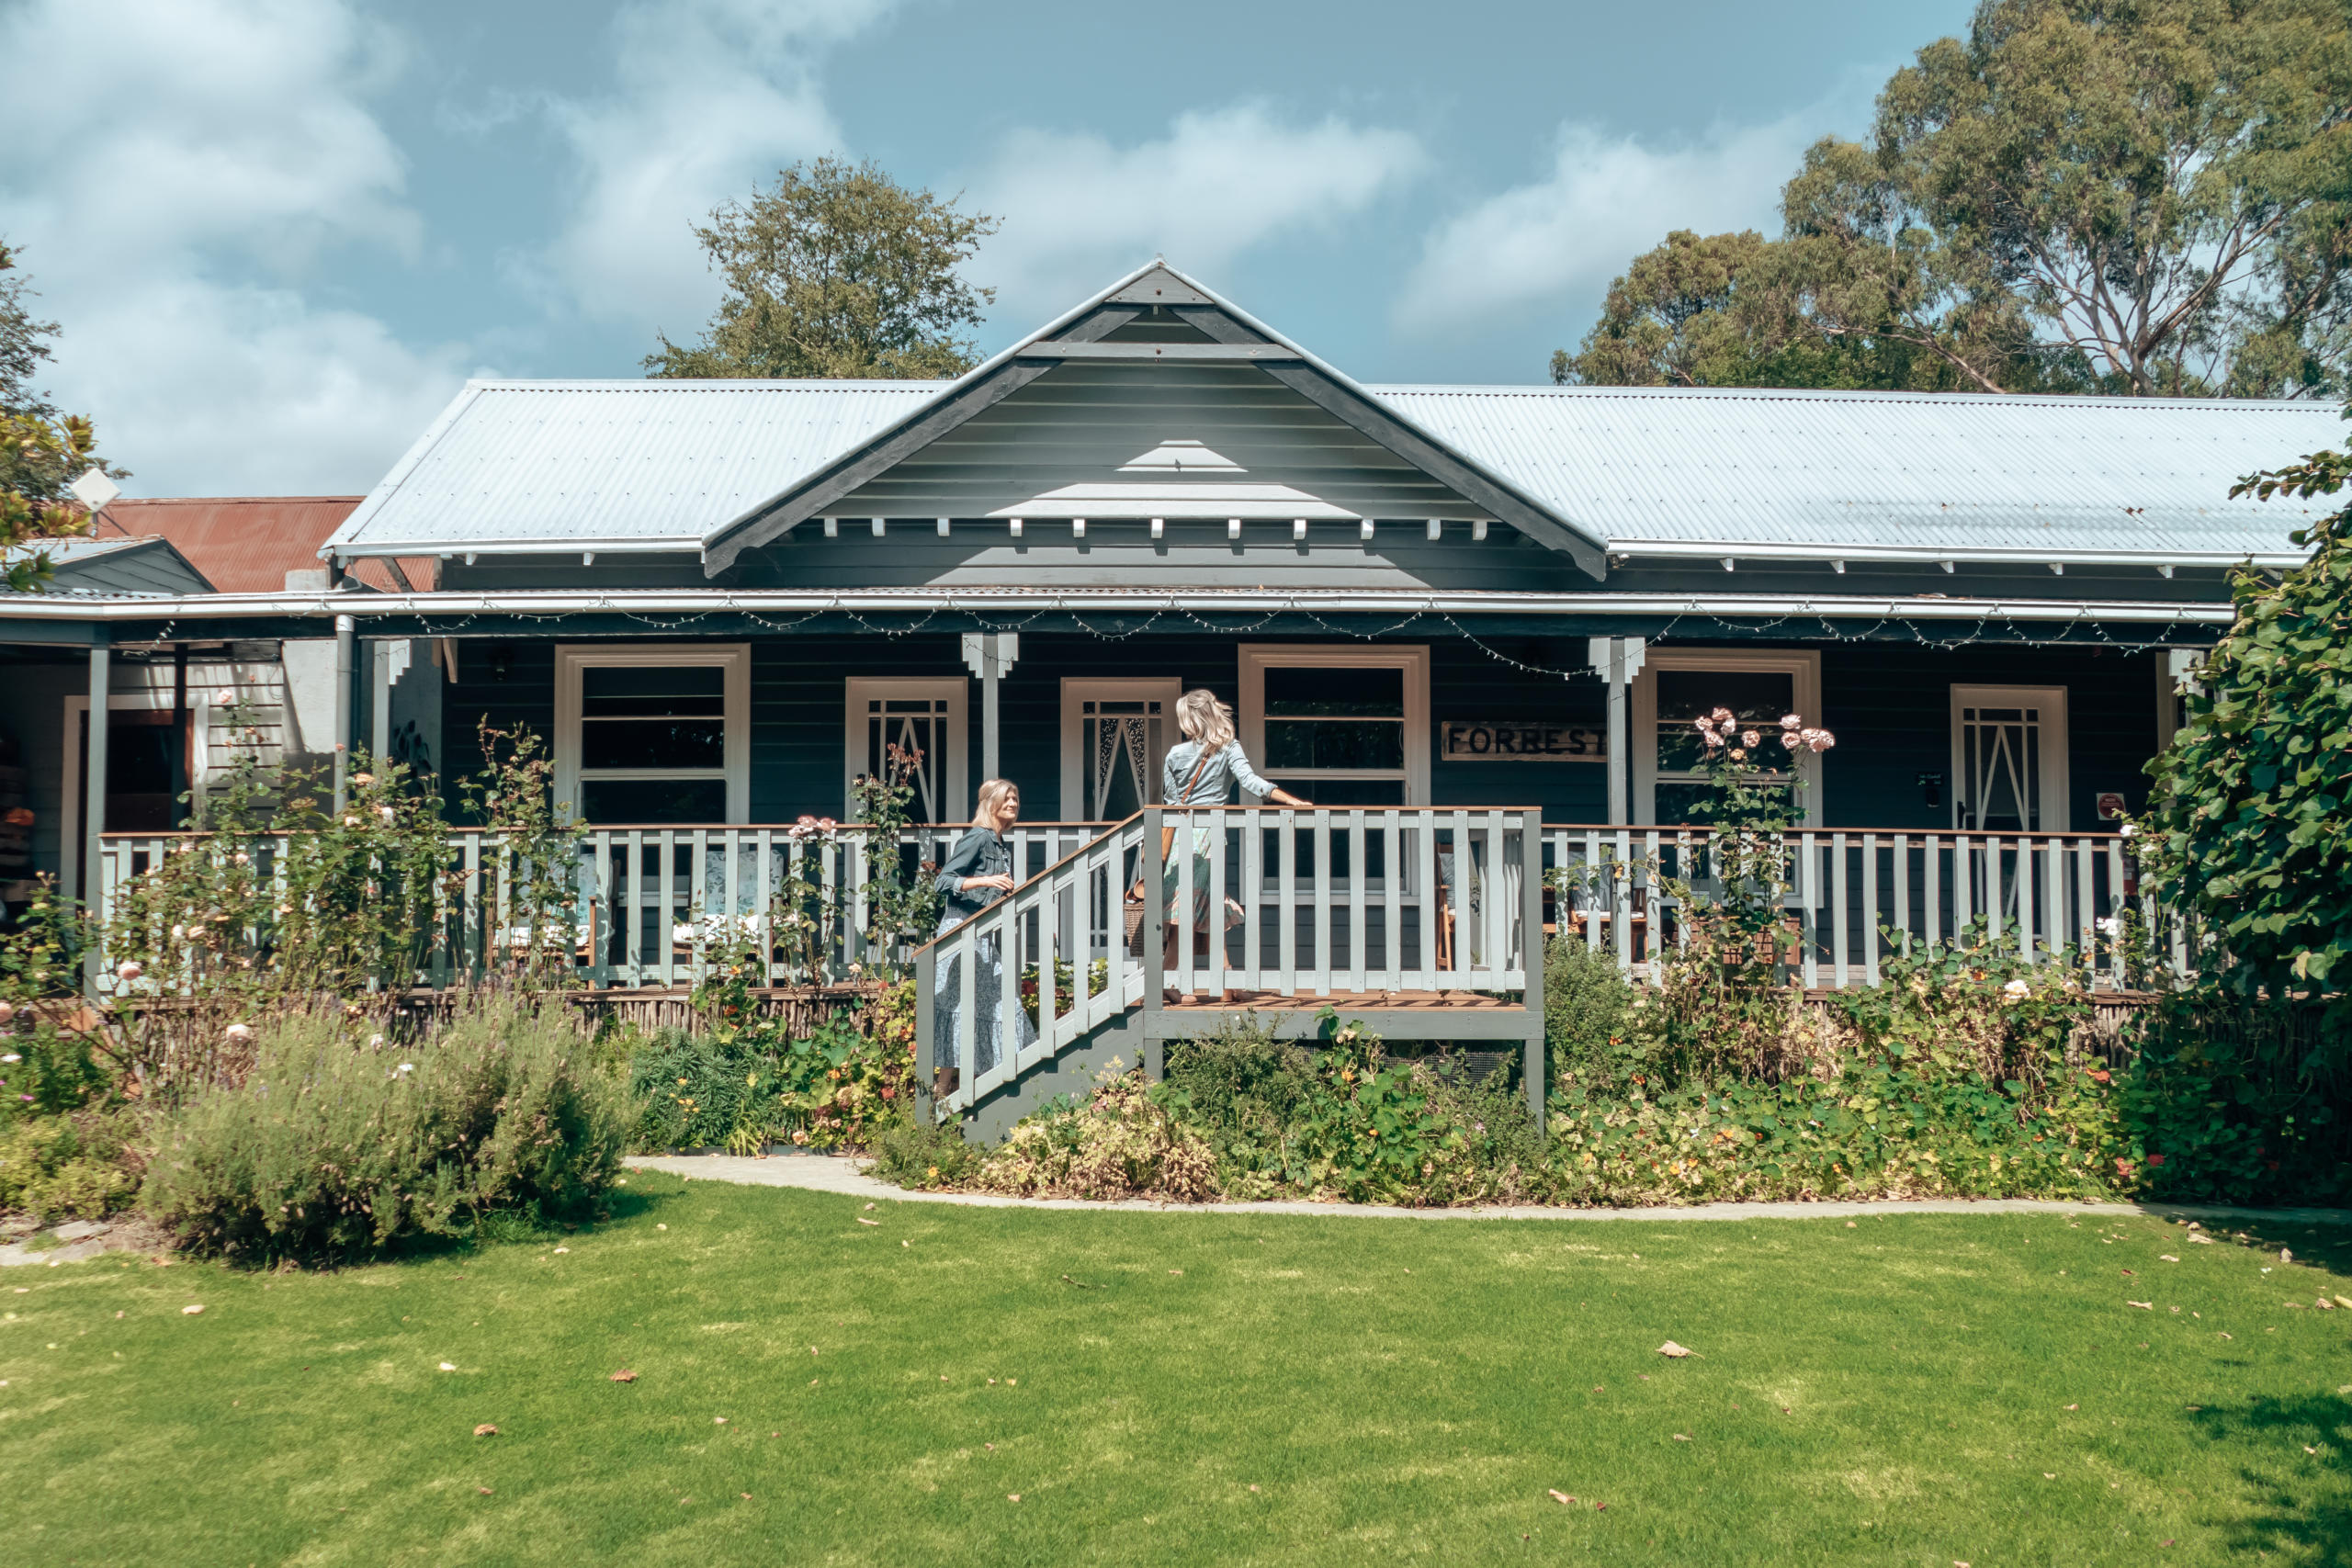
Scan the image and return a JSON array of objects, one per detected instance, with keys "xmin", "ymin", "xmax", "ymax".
[
  {"xmin": 1080, "ymin": 697, "xmax": 1163, "ymax": 820},
  {"xmin": 864, "ymin": 697, "xmax": 951, "ymax": 824},
  {"xmin": 1959, "ymin": 703, "xmax": 2043, "ymax": 831}
]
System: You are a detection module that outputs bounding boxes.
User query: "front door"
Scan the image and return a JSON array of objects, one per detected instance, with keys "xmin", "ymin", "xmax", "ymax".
[
  {"xmin": 1060, "ymin": 679, "xmax": 1181, "ymax": 821},
  {"xmin": 1951, "ymin": 685, "xmax": 2069, "ymax": 833}
]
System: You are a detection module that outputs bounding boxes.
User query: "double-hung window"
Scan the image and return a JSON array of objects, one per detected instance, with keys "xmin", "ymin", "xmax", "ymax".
[
  {"xmin": 1632, "ymin": 649, "xmax": 1822, "ymax": 827},
  {"xmin": 556, "ymin": 645, "xmax": 750, "ymax": 824},
  {"xmin": 1238, "ymin": 645, "xmax": 1430, "ymax": 806}
]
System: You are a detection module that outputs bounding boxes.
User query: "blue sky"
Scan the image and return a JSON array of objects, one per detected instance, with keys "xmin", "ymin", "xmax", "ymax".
[{"xmin": 0, "ymin": 0, "xmax": 1973, "ymax": 497}]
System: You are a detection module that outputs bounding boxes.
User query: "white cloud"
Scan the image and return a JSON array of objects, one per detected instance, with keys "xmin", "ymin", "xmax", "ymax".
[
  {"xmin": 968, "ymin": 105, "xmax": 1430, "ymax": 327},
  {"xmin": 0, "ymin": 0, "xmax": 471, "ymax": 496},
  {"xmin": 542, "ymin": 0, "xmax": 899, "ymax": 335},
  {"xmin": 1393, "ymin": 115, "xmax": 1818, "ymax": 335}
]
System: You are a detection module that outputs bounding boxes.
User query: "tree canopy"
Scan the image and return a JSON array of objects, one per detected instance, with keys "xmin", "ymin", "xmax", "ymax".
[
  {"xmin": 1, "ymin": 242, "xmax": 104, "ymax": 591},
  {"xmin": 645, "ymin": 157, "xmax": 998, "ymax": 381},
  {"xmin": 1559, "ymin": 0, "xmax": 2352, "ymax": 397},
  {"xmin": 2142, "ymin": 418, "xmax": 2352, "ymax": 1025}
]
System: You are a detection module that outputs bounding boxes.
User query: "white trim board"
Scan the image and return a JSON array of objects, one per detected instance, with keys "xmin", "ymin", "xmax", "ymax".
[{"xmin": 554, "ymin": 643, "xmax": 750, "ymax": 824}]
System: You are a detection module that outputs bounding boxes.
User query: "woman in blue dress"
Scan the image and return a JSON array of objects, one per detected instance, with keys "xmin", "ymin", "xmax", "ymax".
[{"xmin": 932, "ymin": 778, "xmax": 1033, "ymax": 1086}]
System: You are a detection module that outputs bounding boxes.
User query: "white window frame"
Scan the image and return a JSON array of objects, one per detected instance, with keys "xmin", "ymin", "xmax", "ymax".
[
  {"xmin": 843, "ymin": 677, "xmax": 968, "ymax": 823},
  {"xmin": 1060, "ymin": 677, "xmax": 1182, "ymax": 822},
  {"xmin": 1238, "ymin": 644, "xmax": 1430, "ymax": 805},
  {"xmin": 555, "ymin": 643, "xmax": 750, "ymax": 825},
  {"xmin": 1632, "ymin": 648, "xmax": 1825, "ymax": 827},
  {"xmin": 1950, "ymin": 684, "xmax": 2070, "ymax": 834}
]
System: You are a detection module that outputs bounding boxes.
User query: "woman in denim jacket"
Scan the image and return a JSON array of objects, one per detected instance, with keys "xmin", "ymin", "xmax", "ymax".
[{"xmin": 931, "ymin": 779, "xmax": 1032, "ymax": 1085}]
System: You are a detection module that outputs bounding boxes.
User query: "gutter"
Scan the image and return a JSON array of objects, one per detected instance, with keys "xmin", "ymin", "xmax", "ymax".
[
  {"xmin": 0, "ymin": 587, "xmax": 2237, "ymax": 626},
  {"xmin": 1612, "ymin": 540, "xmax": 2304, "ymax": 571}
]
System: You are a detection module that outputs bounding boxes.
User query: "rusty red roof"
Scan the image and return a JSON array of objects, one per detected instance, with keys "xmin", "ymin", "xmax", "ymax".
[{"xmin": 100, "ymin": 497, "xmax": 433, "ymax": 594}]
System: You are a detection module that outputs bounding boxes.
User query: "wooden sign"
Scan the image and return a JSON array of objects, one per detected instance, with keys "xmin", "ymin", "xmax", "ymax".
[{"xmin": 1441, "ymin": 720, "xmax": 1606, "ymax": 761}]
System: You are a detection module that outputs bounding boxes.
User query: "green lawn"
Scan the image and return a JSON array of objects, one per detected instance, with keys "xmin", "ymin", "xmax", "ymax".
[{"xmin": 6, "ymin": 1181, "xmax": 2348, "ymax": 1566}]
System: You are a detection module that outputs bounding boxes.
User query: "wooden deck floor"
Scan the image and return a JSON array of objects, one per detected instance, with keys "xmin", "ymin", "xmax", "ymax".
[{"xmin": 1159, "ymin": 988, "xmax": 1523, "ymax": 1012}]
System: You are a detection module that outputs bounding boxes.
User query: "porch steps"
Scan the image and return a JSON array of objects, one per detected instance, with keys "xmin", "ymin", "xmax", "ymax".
[{"xmin": 914, "ymin": 808, "xmax": 1550, "ymax": 1142}]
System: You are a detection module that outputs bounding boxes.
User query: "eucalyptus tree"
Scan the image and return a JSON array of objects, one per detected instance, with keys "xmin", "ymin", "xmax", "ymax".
[
  {"xmin": 1559, "ymin": 0, "xmax": 2352, "ymax": 398},
  {"xmin": 646, "ymin": 157, "xmax": 999, "ymax": 381}
]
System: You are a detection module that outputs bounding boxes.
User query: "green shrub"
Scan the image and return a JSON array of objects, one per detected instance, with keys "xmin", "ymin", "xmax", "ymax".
[
  {"xmin": 1543, "ymin": 936, "xmax": 1635, "ymax": 1089},
  {"xmin": 868, "ymin": 1114, "xmax": 987, "ymax": 1190},
  {"xmin": 1159, "ymin": 1016, "xmax": 1316, "ymax": 1195},
  {"xmin": 141, "ymin": 997, "xmax": 629, "ymax": 1264},
  {"xmin": 627, "ymin": 1007, "xmax": 908, "ymax": 1154},
  {"xmin": 2115, "ymin": 991, "xmax": 2350, "ymax": 1206},
  {"xmin": 0, "ymin": 1021, "xmax": 117, "ymax": 1120},
  {"xmin": 972, "ymin": 1069, "xmax": 1222, "ymax": 1201},
  {"xmin": 0, "ymin": 1108, "xmax": 142, "ymax": 1220},
  {"xmin": 1546, "ymin": 1057, "xmax": 2125, "ymax": 1205}
]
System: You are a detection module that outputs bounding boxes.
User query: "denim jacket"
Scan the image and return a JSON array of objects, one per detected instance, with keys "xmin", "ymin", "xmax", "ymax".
[{"xmin": 934, "ymin": 827, "xmax": 1012, "ymax": 928}]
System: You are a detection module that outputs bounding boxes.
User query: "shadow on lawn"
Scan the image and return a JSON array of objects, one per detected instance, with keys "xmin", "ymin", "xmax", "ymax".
[{"xmin": 2188, "ymin": 1394, "xmax": 2352, "ymax": 1564}]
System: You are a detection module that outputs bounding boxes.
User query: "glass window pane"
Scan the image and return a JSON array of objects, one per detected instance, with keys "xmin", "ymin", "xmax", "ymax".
[
  {"xmin": 1266, "ymin": 718, "xmax": 1404, "ymax": 771},
  {"xmin": 1657, "ymin": 780, "xmax": 1793, "ymax": 827},
  {"xmin": 581, "ymin": 718, "xmax": 726, "ymax": 770},
  {"xmin": 580, "ymin": 664, "xmax": 725, "ymax": 717},
  {"xmin": 1264, "ymin": 666, "xmax": 1404, "ymax": 716},
  {"xmin": 1270, "ymin": 777, "xmax": 1406, "ymax": 806},
  {"xmin": 1655, "ymin": 668, "xmax": 1794, "ymax": 723},
  {"xmin": 582, "ymin": 777, "xmax": 727, "ymax": 824}
]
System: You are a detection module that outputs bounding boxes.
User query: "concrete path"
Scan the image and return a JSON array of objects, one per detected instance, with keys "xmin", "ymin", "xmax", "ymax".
[{"xmin": 623, "ymin": 1154, "xmax": 2352, "ymax": 1227}]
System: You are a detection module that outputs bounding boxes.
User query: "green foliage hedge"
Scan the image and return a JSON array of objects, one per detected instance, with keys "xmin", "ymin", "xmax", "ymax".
[{"xmin": 142, "ymin": 998, "xmax": 628, "ymax": 1264}]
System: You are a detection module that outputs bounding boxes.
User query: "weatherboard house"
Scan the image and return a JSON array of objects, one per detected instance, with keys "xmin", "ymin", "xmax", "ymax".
[{"xmin": 0, "ymin": 262, "xmax": 2335, "ymax": 1132}]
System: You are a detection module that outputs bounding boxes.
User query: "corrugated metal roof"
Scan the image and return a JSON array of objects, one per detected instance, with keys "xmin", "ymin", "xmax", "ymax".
[
  {"xmin": 105, "ymin": 496, "xmax": 427, "ymax": 592},
  {"xmin": 330, "ymin": 379, "xmax": 943, "ymax": 554},
  {"xmin": 323, "ymin": 372, "xmax": 2349, "ymax": 563},
  {"xmin": 1374, "ymin": 384, "xmax": 2345, "ymax": 558}
]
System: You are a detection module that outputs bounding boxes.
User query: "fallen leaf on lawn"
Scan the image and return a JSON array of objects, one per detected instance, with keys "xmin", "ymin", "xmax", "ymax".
[
  {"xmin": 656, "ymin": 1224, "xmax": 666, "ymax": 1231},
  {"xmin": 857, "ymin": 1218, "xmax": 880, "ymax": 1227},
  {"xmin": 2064, "ymin": 1404, "xmax": 2079, "ymax": 1411},
  {"xmin": 1594, "ymin": 1502, "xmax": 1606, "ymax": 1511},
  {"xmin": 2319, "ymin": 1299, "xmax": 2336, "ymax": 1311},
  {"xmin": 2159, "ymin": 1255, "xmax": 2178, "ymax": 1262},
  {"xmin": 2282, "ymin": 1247, "xmax": 2293, "ymax": 1261},
  {"xmin": 1846, "ymin": 1221, "xmax": 1857, "ymax": 1228},
  {"xmin": 552, "ymin": 1247, "xmax": 569, "ymax": 1255},
  {"xmin": 714, "ymin": 1416, "xmax": 728, "ymax": 1425},
  {"xmin": 2127, "ymin": 1301, "xmax": 2153, "ymax": 1310},
  {"xmin": 1170, "ymin": 1269, "xmax": 1182, "ymax": 1275},
  {"xmin": 741, "ymin": 1493, "xmax": 752, "ymax": 1500},
  {"xmin": 2307, "ymin": 1446, "xmax": 2318, "ymax": 1454},
  {"xmin": 2336, "ymin": 1296, "xmax": 2352, "ymax": 1310},
  {"xmin": 1007, "ymin": 1494, "xmax": 1021, "ymax": 1503},
  {"xmin": 1059, "ymin": 1274, "xmax": 1098, "ymax": 1290},
  {"xmin": 2189, "ymin": 1233, "xmax": 2213, "ymax": 1244},
  {"xmin": 1548, "ymin": 1489, "xmax": 1574, "ymax": 1505},
  {"xmin": 985, "ymin": 1443, "xmax": 994, "ymax": 1450},
  {"xmin": 2218, "ymin": 1332, "xmax": 2233, "ymax": 1339},
  {"xmin": 2186, "ymin": 1404, "xmax": 2201, "ymax": 1411},
  {"xmin": 474, "ymin": 1424, "xmax": 498, "ymax": 1437},
  {"xmin": 440, "ymin": 1361, "xmax": 458, "ymax": 1371},
  {"xmin": 1657, "ymin": 1341, "xmax": 1694, "ymax": 1358},
  {"xmin": 610, "ymin": 1370, "xmax": 637, "ymax": 1382},
  {"xmin": 182, "ymin": 1304, "xmax": 205, "ymax": 1315},
  {"xmin": 1672, "ymin": 1433, "xmax": 1691, "ymax": 1441},
  {"xmin": 2043, "ymin": 1473, "xmax": 2055, "ymax": 1479},
  {"xmin": 1249, "ymin": 1484, "xmax": 1260, "ymax": 1493},
  {"xmin": 864, "ymin": 1203, "xmax": 875, "ymax": 1210},
  {"xmin": 478, "ymin": 1486, "xmax": 492, "ymax": 1495},
  {"xmin": 1007, "ymin": 1378, "xmax": 1017, "ymax": 1385},
  {"xmin": 2121, "ymin": 1269, "xmax": 2135, "ymax": 1276}
]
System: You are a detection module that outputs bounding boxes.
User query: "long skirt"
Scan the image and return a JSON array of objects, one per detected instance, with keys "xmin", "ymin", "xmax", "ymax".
[{"xmin": 932, "ymin": 919, "xmax": 1035, "ymax": 1082}]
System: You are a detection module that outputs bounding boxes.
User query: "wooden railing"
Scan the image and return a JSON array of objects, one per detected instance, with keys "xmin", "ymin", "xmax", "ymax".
[
  {"xmin": 93, "ymin": 818, "xmax": 2176, "ymax": 999},
  {"xmin": 912, "ymin": 807, "xmax": 1544, "ymax": 1114},
  {"xmin": 1544, "ymin": 826, "xmax": 2177, "ymax": 990}
]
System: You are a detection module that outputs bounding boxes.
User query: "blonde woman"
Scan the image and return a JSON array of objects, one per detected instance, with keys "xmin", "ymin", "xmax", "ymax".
[
  {"xmin": 1156, "ymin": 690, "xmax": 1306, "ymax": 988},
  {"xmin": 932, "ymin": 779, "xmax": 1033, "ymax": 1083}
]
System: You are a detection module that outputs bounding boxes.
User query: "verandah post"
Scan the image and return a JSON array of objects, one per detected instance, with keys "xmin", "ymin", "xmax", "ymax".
[
  {"xmin": 1520, "ymin": 808, "xmax": 1546, "ymax": 1137},
  {"xmin": 81, "ymin": 637, "xmax": 108, "ymax": 997},
  {"xmin": 1140, "ymin": 807, "xmax": 1163, "ymax": 1080},
  {"xmin": 914, "ymin": 931, "xmax": 938, "ymax": 1127}
]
